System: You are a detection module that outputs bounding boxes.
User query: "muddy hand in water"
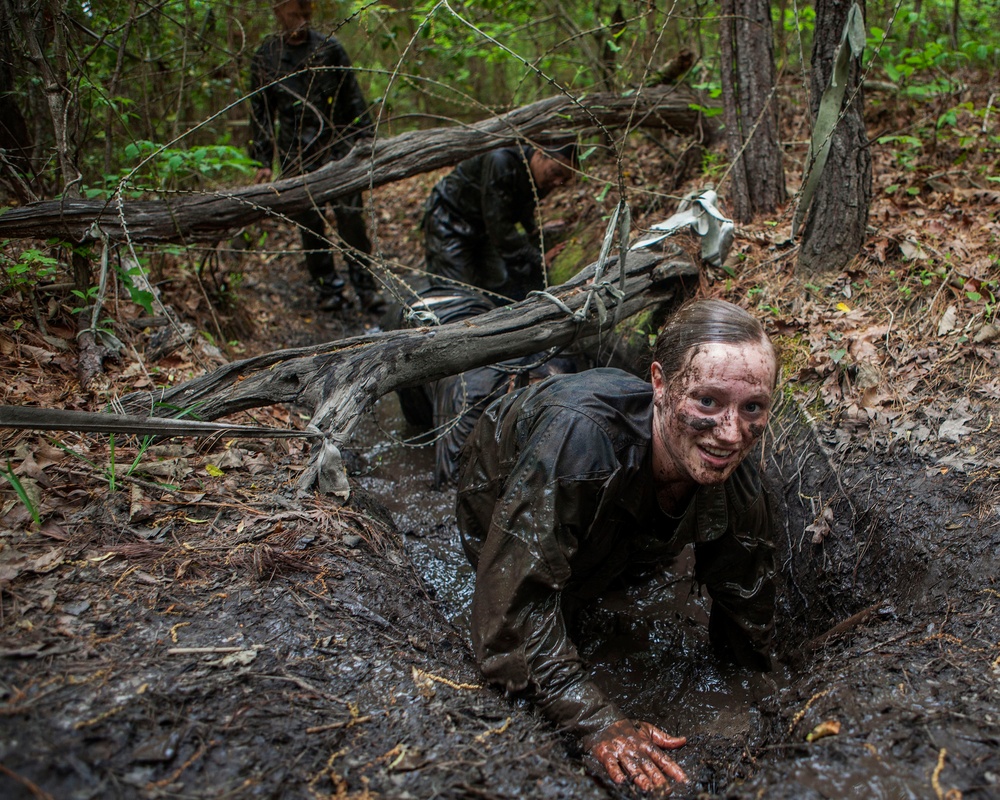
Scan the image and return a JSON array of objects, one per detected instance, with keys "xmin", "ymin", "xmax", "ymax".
[{"xmin": 583, "ymin": 718, "xmax": 688, "ymax": 793}]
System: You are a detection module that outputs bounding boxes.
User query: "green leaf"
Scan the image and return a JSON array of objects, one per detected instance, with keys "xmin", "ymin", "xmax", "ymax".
[{"xmin": 1, "ymin": 461, "xmax": 40, "ymax": 525}]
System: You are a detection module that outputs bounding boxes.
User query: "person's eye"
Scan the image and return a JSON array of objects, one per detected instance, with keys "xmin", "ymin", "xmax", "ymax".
[
  {"xmin": 744, "ymin": 401, "xmax": 765, "ymax": 414},
  {"xmin": 698, "ymin": 396, "xmax": 715, "ymax": 408}
]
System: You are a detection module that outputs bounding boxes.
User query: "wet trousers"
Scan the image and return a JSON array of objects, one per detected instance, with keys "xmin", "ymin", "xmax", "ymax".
[{"xmin": 292, "ymin": 192, "xmax": 375, "ymax": 293}]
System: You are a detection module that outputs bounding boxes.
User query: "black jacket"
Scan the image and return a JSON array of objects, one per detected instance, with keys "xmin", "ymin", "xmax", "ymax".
[
  {"xmin": 422, "ymin": 147, "xmax": 544, "ymax": 298},
  {"xmin": 249, "ymin": 30, "xmax": 372, "ymax": 175},
  {"xmin": 456, "ymin": 369, "xmax": 776, "ymax": 738}
]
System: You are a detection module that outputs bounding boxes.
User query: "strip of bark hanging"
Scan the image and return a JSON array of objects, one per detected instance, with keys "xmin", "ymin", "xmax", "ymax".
[
  {"xmin": 117, "ymin": 245, "xmax": 698, "ymax": 492},
  {"xmin": 0, "ymin": 86, "xmax": 712, "ymax": 244}
]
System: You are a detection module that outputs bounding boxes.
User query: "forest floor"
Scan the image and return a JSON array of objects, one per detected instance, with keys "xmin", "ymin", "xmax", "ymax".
[{"xmin": 1, "ymin": 84, "xmax": 1000, "ymax": 799}]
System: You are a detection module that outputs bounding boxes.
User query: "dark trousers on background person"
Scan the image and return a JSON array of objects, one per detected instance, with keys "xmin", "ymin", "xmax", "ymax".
[{"xmin": 292, "ymin": 192, "xmax": 377, "ymax": 300}]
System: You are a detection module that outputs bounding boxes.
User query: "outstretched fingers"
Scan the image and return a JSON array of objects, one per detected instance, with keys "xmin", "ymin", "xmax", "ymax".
[
  {"xmin": 601, "ymin": 754, "xmax": 628, "ymax": 785},
  {"xmin": 613, "ymin": 750, "xmax": 672, "ymax": 793},
  {"xmin": 642, "ymin": 722, "xmax": 688, "ymax": 752},
  {"xmin": 587, "ymin": 719, "xmax": 689, "ymax": 792},
  {"xmin": 640, "ymin": 740, "xmax": 688, "ymax": 786}
]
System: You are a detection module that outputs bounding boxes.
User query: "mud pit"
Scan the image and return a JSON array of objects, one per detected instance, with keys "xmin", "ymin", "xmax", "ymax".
[
  {"xmin": 4, "ymin": 382, "xmax": 996, "ymax": 799},
  {"xmin": 2, "ymin": 210, "xmax": 999, "ymax": 798}
]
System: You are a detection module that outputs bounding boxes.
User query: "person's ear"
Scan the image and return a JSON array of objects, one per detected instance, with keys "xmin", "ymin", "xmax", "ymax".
[{"xmin": 650, "ymin": 362, "xmax": 666, "ymax": 400}]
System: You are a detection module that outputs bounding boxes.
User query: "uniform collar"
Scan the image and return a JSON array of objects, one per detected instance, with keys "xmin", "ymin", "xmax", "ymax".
[{"xmin": 622, "ymin": 452, "xmax": 731, "ymax": 545}]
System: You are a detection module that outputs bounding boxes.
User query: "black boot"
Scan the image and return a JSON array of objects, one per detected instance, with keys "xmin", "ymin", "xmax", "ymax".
[{"xmin": 315, "ymin": 274, "xmax": 347, "ymax": 311}]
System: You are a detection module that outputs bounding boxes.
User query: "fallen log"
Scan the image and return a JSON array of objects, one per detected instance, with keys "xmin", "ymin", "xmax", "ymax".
[
  {"xmin": 120, "ymin": 242, "xmax": 700, "ymax": 493},
  {"xmin": 0, "ymin": 86, "xmax": 713, "ymax": 243}
]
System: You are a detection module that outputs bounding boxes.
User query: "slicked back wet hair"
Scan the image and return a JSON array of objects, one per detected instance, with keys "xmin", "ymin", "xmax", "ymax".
[{"xmin": 652, "ymin": 299, "xmax": 776, "ymax": 388}]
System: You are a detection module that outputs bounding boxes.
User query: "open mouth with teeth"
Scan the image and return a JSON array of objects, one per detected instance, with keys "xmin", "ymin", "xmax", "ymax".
[{"xmin": 698, "ymin": 443, "xmax": 736, "ymax": 467}]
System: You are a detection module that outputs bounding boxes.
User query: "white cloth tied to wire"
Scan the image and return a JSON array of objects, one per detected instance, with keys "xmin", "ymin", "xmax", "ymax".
[{"xmin": 632, "ymin": 188, "xmax": 735, "ymax": 267}]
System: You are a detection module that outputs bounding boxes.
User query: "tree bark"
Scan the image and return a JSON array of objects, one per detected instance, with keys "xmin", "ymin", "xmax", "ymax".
[
  {"xmin": 0, "ymin": 86, "xmax": 714, "ymax": 243},
  {"xmin": 119, "ymin": 245, "xmax": 699, "ymax": 492},
  {"xmin": 0, "ymin": 1, "xmax": 37, "ymax": 202},
  {"xmin": 7, "ymin": 0, "xmax": 82, "ymax": 197},
  {"xmin": 719, "ymin": 0, "xmax": 787, "ymax": 223},
  {"xmin": 797, "ymin": 0, "xmax": 872, "ymax": 275}
]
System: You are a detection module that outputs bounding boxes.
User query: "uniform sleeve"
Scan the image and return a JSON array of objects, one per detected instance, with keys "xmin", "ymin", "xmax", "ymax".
[
  {"xmin": 694, "ymin": 480, "xmax": 776, "ymax": 671},
  {"xmin": 479, "ymin": 152, "xmax": 544, "ymax": 283},
  {"xmin": 323, "ymin": 38, "xmax": 373, "ymax": 141},
  {"xmin": 248, "ymin": 46, "xmax": 275, "ymax": 167},
  {"xmin": 468, "ymin": 408, "xmax": 626, "ymax": 738}
]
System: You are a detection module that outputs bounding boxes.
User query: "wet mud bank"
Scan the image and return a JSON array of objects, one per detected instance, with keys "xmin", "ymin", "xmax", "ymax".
[
  {"xmin": 753, "ymin": 403, "xmax": 1000, "ymax": 798},
  {"xmin": 0, "ymin": 474, "xmax": 608, "ymax": 799},
  {"xmin": 1, "ymin": 274, "xmax": 997, "ymax": 800}
]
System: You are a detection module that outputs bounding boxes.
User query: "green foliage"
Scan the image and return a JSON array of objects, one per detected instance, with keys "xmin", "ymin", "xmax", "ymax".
[
  {"xmin": 107, "ymin": 434, "xmax": 156, "ymax": 493},
  {"xmin": 887, "ymin": 263, "xmax": 946, "ymax": 300},
  {"xmin": 870, "ymin": 37, "xmax": 961, "ymax": 98},
  {"xmin": 1, "ymin": 246, "xmax": 59, "ymax": 293},
  {"xmin": 51, "ymin": 433, "xmax": 157, "ymax": 494},
  {"xmin": 746, "ymin": 286, "xmax": 781, "ymax": 317},
  {"xmin": 688, "ymin": 101, "xmax": 723, "ymax": 119},
  {"xmin": 701, "ymin": 149, "xmax": 727, "ymax": 180},
  {"xmin": 117, "ymin": 261, "xmax": 157, "ymax": 316},
  {"xmin": 877, "ymin": 134, "xmax": 924, "ymax": 170},
  {"xmin": 69, "ymin": 285, "xmax": 101, "ymax": 312},
  {"xmin": 4, "ymin": 0, "xmax": 998, "ymax": 218},
  {"xmin": 778, "ymin": 5, "xmax": 816, "ymax": 36},
  {"xmin": 84, "ymin": 142, "xmax": 258, "ymax": 198},
  {"xmin": 398, "ymin": 0, "xmax": 585, "ymax": 103},
  {"xmin": 868, "ymin": 3, "xmax": 1000, "ymax": 97}
]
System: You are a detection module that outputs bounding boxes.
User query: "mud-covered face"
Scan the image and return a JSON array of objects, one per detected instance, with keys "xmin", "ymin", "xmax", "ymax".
[
  {"xmin": 651, "ymin": 340, "xmax": 776, "ymax": 489},
  {"xmin": 275, "ymin": 0, "xmax": 312, "ymax": 43}
]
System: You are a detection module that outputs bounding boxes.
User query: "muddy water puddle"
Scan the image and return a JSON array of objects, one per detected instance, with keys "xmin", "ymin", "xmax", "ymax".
[{"xmin": 350, "ymin": 395, "xmax": 787, "ymax": 746}]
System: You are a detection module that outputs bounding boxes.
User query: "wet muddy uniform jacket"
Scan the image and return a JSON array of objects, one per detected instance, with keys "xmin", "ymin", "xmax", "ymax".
[
  {"xmin": 456, "ymin": 369, "xmax": 776, "ymax": 738},
  {"xmin": 249, "ymin": 31, "xmax": 372, "ymax": 175},
  {"xmin": 422, "ymin": 147, "xmax": 545, "ymax": 302},
  {"xmin": 386, "ymin": 287, "xmax": 577, "ymax": 487}
]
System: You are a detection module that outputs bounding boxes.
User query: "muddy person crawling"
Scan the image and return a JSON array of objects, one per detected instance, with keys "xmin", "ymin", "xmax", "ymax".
[{"xmin": 455, "ymin": 299, "xmax": 779, "ymax": 793}]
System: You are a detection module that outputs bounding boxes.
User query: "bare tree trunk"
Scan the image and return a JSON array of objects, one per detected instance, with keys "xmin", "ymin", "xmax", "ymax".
[
  {"xmin": 0, "ymin": 86, "xmax": 715, "ymax": 243},
  {"xmin": 0, "ymin": 1, "xmax": 37, "ymax": 202},
  {"xmin": 775, "ymin": 0, "xmax": 789, "ymax": 65},
  {"xmin": 719, "ymin": 0, "xmax": 787, "ymax": 223},
  {"xmin": 907, "ymin": 0, "xmax": 923, "ymax": 49},
  {"xmin": 950, "ymin": 0, "xmax": 959, "ymax": 51},
  {"xmin": 596, "ymin": 2, "xmax": 627, "ymax": 91},
  {"xmin": 797, "ymin": 0, "xmax": 872, "ymax": 275},
  {"xmin": 7, "ymin": 0, "xmax": 82, "ymax": 197},
  {"xmin": 104, "ymin": 2, "xmax": 137, "ymax": 176}
]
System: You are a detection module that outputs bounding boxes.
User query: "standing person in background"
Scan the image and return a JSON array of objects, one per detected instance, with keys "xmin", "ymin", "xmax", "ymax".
[
  {"xmin": 421, "ymin": 144, "xmax": 576, "ymax": 304},
  {"xmin": 249, "ymin": 0, "xmax": 383, "ymax": 312}
]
